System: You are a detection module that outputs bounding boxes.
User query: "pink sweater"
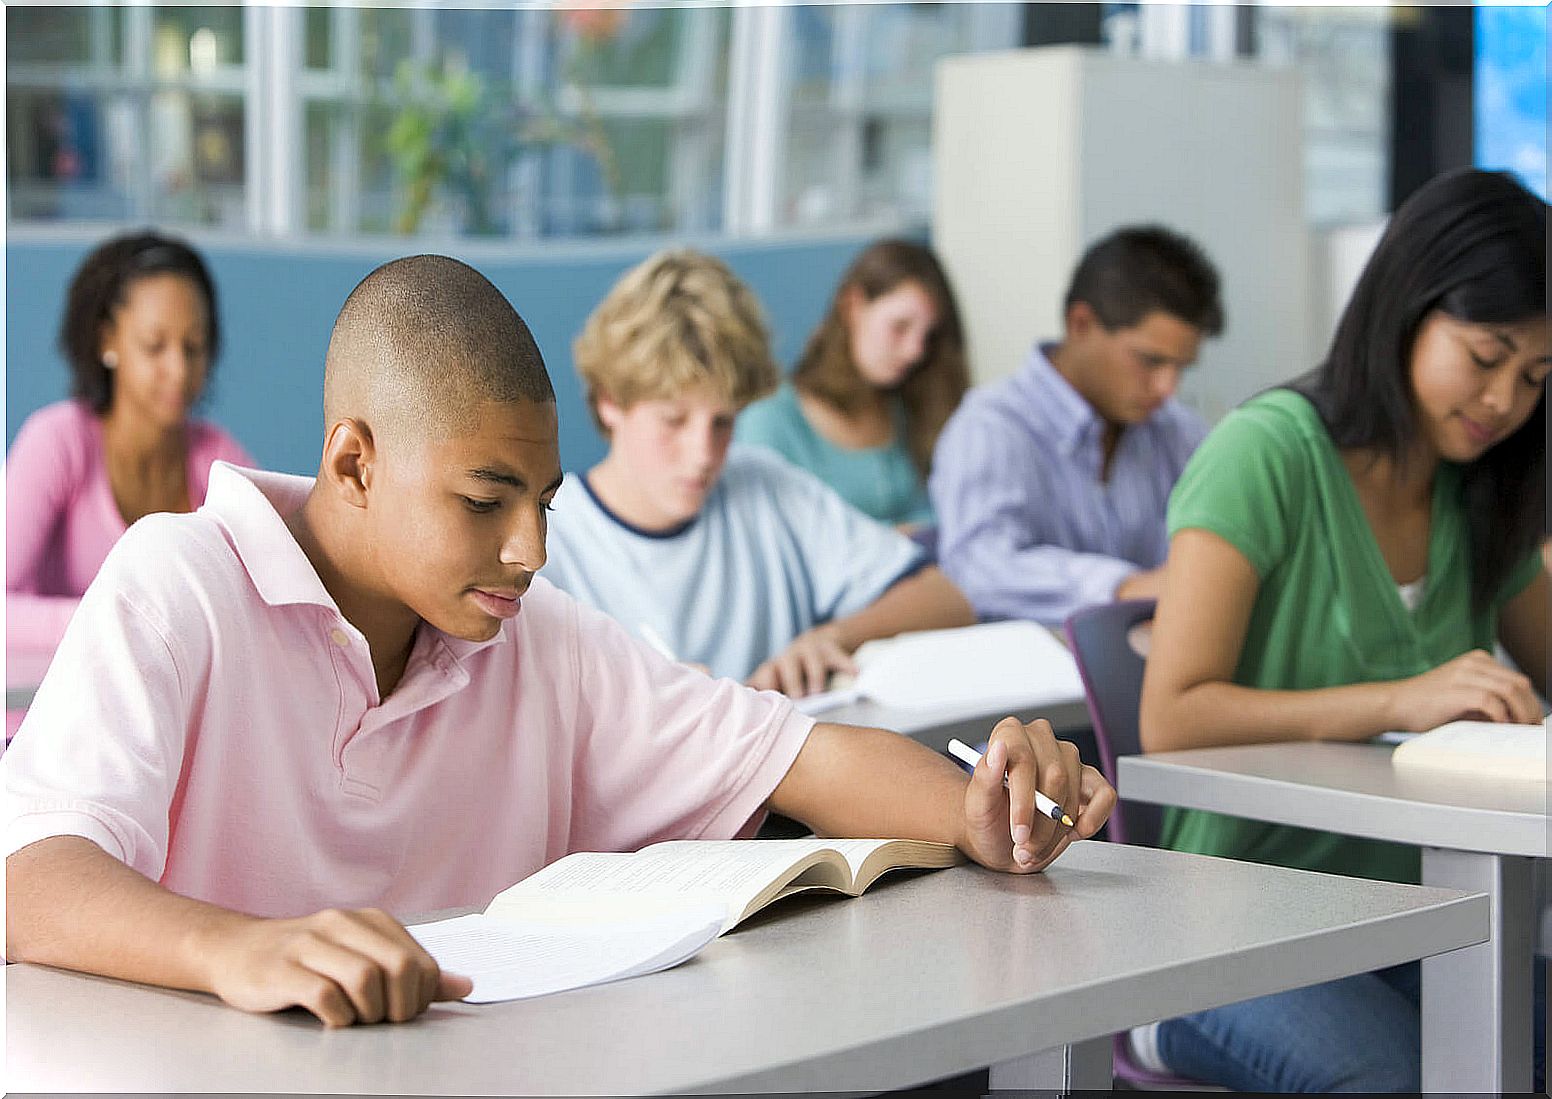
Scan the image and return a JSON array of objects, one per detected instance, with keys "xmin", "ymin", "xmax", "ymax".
[{"xmin": 6, "ymin": 400, "xmax": 253, "ymax": 662}]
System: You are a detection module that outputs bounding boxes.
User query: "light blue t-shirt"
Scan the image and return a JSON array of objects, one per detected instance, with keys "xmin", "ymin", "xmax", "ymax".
[
  {"xmin": 736, "ymin": 383, "xmax": 934, "ymax": 527},
  {"xmin": 542, "ymin": 446, "xmax": 929, "ymax": 682}
]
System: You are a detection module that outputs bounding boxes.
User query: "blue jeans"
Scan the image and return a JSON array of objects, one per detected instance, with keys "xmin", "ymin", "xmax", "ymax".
[{"xmin": 1157, "ymin": 961, "xmax": 1546, "ymax": 1092}]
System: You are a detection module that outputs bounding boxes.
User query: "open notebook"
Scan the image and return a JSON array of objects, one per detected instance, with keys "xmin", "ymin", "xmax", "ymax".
[
  {"xmin": 1389, "ymin": 719, "xmax": 1548, "ymax": 782},
  {"xmin": 794, "ymin": 620, "xmax": 1084, "ymax": 716}
]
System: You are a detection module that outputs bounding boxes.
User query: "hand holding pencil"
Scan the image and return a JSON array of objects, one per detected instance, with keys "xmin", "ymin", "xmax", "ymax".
[{"xmin": 952, "ymin": 716, "xmax": 1115, "ymax": 874}]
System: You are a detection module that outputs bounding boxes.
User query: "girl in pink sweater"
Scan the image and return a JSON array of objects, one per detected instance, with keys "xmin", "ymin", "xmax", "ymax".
[{"xmin": 7, "ymin": 233, "xmax": 252, "ymax": 691}]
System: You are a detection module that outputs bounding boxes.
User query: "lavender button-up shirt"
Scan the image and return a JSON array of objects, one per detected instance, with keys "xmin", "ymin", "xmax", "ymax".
[{"xmin": 929, "ymin": 343, "xmax": 1208, "ymax": 626}]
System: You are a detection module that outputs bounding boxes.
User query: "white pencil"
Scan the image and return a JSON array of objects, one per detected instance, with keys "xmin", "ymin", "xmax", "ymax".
[{"xmin": 946, "ymin": 738, "xmax": 1075, "ymax": 828}]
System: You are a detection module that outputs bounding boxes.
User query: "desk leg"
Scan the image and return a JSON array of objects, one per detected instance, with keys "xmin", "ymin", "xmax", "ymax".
[
  {"xmin": 1421, "ymin": 847, "xmax": 1532, "ymax": 1092},
  {"xmin": 987, "ymin": 1036, "xmax": 1111, "ymax": 1090}
]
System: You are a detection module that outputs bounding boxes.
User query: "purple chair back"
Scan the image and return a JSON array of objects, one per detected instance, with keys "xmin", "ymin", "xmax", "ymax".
[{"xmin": 1063, "ymin": 599, "xmax": 1159, "ymax": 848}]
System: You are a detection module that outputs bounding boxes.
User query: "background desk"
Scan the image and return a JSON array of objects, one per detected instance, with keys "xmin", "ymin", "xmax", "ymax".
[
  {"xmin": 1120, "ymin": 740, "xmax": 1547, "ymax": 1092},
  {"xmin": 8, "ymin": 841, "xmax": 1484, "ymax": 1094}
]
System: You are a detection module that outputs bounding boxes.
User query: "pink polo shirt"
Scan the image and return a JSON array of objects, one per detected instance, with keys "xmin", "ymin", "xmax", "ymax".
[{"xmin": 2, "ymin": 462, "xmax": 815, "ymax": 918}]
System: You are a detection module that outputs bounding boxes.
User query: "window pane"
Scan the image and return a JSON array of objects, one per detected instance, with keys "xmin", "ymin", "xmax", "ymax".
[
  {"xmin": 431, "ymin": 9, "xmax": 518, "ymax": 82},
  {"xmin": 863, "ymin": 4, "xmax": 970, "ymax": 106},
  {"xmin": 7, "ymin": 88, "xmax": 135, "ymax": 220},
  {"xmin": 9, "ymin": 8, "xmax": 93, "ymax": 64},
  {"xmin": 304, "ymin": 8, "xmax": 332, "ymax": 71},
  {"xmin": 783, "ymin": 113, "xmax": 847, "ymax": 226},
  {"xmin": 360, "ymin": 9, "xmax": 415, "ymax": 81},
  {"xmin": 790, "ymin": 6, "xmax": 841, "ymax": 106},
  {"xmin": 304, "ymin": 100, "xmax": 334, "ymax": 229},
  {"xmin": 147, "ymin": 90, "xmax": 246, "ymax": 227},
  {"xmin": 559, "ymin": 7, "xmax": 684, "ymax": 89},
  {"xmin": 1255, "ymin": 8, "xmax": 1391, "ymax": 224},
  {"xmin": 151, "ymin": 7, "xmax": 245, "ymax": 77},
  {"xmin": 779, "ymin": 4, "xmax": 1017, "ymax": 229},
  {"xmin": 859, "ymin": 116, "xmax": 932, "ymax": 220}
]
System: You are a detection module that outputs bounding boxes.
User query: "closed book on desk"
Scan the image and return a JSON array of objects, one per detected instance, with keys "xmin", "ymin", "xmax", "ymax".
[
  {"xmin": 1390, "ymin": 719, "xmax": 1547, "ymax": 782},
  {"xmin": 410, "ymin": 838, "xmax": 962, "ymax": 1003}
]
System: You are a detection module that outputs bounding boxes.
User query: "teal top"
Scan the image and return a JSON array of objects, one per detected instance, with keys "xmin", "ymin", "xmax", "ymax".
[
  {"xmin": 736, "ymin": 383, "xmax": 934, "ymax": 527},
  {"xmin": 1160, "ymin": 389, "xmax": 1543, "ymax": 884}
]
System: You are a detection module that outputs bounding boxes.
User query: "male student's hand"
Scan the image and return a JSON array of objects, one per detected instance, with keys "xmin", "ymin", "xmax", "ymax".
[
  {"xmin": 201, "ymin": 907, "xmax": 472, "ymax": 1026},
  {"xmin": 958, "ymin": 717, "xmax": 1116, "ymax": 874},
  {"xmin": 747, "ymin": 624, "xmax": 857, "ymax": 698}
]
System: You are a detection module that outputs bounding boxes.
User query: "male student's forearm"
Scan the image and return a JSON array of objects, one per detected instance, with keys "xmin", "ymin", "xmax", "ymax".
[
  {"xmin": 1141, "ymin": 679, "xmax": 1399, "ymax": 753},
  {"xmin": 828, "ymin": 567, "xmax": 974, "ymax": 651},
  {"xmin": 6, "ymin": 835, "xmax": 253, "ymax": 992},
  {"xmin": 768, "ymin": 722, "xmax": 966, "ymax": 843}
]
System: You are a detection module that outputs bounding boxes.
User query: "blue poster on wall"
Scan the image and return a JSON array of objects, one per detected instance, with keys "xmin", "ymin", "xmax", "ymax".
[{"xmin": 1475, "ymin": 6, "xmax": 1547, "ymax": 200}]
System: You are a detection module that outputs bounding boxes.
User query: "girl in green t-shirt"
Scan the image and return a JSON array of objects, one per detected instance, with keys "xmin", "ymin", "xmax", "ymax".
[
  {"xmin": 1138, "ymin": 169, "xmax": 1548, "ymax": 1090},
  {"xmin": 735, "ymin": 240, "xmax": 967, "ymax": 531}
]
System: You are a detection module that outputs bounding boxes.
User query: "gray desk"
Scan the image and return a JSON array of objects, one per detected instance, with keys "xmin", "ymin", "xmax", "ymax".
[
  {"xmin": 1120, "ymin": 740, "xmax": 1548, "ymax": 1092},
  {"xmin": 7, "ymin": 841, "xmax": 1484, "ymax": 1094}
]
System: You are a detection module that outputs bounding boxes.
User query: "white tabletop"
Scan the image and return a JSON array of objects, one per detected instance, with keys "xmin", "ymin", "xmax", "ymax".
[
  {"xmin": 6, "ymin": 841, "xmax": 1484, "ymax": 1095},
  {"xmin": 1119, "ymin": 740, "xmax": 1549, "ymax": 858}
]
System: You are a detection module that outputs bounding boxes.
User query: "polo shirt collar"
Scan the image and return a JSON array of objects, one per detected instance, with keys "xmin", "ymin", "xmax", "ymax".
[
  {"xmin": 200, "ymin": 462, "xmax": 508, "ymax": 662},
  {"xmin": 203, "ymin": 462, "xmax": 338, "ymax": 611},
  {"xmin": 1018, "ymin": 343, "xmax": 1102, "ymax": 457}
]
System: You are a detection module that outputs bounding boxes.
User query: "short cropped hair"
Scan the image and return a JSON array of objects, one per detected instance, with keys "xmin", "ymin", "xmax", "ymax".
[
  {"xmin": 59, "ymin": 230, "xmax": 221, "ymax": 415},
  {"xmin": 573, "ymin": 249, "xmax": 779, "ymax": 434},
  {"xmin": 324, "ymin": 254, "xmax": 553, "ymax": 436},
  {"xmin": 1064, "ymin": 225, "xmax": 1224, "ymax": 337}
]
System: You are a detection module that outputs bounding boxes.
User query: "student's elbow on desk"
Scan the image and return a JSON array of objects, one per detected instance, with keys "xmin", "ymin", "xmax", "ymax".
[{"xmin": 5, "ymin": 835, "xmax": 101, "ymax": 963}]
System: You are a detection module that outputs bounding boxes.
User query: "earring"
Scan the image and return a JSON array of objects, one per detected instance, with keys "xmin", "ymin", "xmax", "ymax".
[{"xmin": 102, "ymin": 350, "xmax": 118, "ymax": 370}]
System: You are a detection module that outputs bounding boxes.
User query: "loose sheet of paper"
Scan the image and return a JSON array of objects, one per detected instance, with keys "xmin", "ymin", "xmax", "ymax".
[
  {"xmin": 853, "ymin": 620, "xmax": 1084, "ymax": 710},
  {"xmin": 792, "ymin": 621, "xmax": 1083, "ymax": 716},
  {"xmin": 408, "ymin": 904, "xmax": 724, "ymax": 1003}
]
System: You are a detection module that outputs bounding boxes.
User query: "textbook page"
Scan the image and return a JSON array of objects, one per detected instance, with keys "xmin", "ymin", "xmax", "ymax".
[
  {"xmin": 408, "ymin": 904, "xmax": 724, "ymax": 1003},
  {"xmin": 488, "ymin": 840, "xmax": 854, "ymax": 931}
]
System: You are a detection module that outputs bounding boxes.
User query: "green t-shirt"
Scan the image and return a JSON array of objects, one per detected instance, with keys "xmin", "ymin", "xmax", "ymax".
[
  {"xmin": 736, "ymin": 383, "xmax": 934, "ymax": 528},
  {"xmin": 1160, "ymin": 389, "xmax": 1542, "ymax": 883}
]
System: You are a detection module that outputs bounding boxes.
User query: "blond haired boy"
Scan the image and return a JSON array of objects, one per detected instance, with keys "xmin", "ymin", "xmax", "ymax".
[{"xmin": 544, "ymin": 249, "xmax": 975, "ymax": 696}]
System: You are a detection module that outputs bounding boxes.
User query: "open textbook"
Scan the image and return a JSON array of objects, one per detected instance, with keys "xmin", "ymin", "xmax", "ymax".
[
  {"xmin": 409, "ymin": 837, "xmax": 962, "ymax": 1003},
  {"xmin": 1390, "ymin": 719, "xmax": 1548, "ymax": 782},
  {"xmin": 795, "ymin": 620, "xmax": 1084, "ymax": 716}
]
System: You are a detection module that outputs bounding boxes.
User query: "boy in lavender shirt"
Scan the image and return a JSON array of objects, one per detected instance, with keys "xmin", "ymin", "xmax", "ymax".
[
  {"xmin": 930, "ymin": 226, "xmax": 1224, "ymax": 626},
  {"xmin": 4, "ymin": 256, "xmax": 1115, "ymax": 1028}
]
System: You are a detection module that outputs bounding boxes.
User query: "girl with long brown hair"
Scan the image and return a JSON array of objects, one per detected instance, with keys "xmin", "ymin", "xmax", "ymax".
[{"xmin": 736, "ymin": 239, "xmax": 968, "ymax": 530}]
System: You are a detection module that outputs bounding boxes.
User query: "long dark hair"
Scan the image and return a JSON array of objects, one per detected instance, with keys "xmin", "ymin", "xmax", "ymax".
[
  {"xmin": 1293, "ymin": 168, "xmax": 1547, "ymax": 611},
  {"xmin": 793, "ymin": 239, "xmax": 969, "ymax": 475},
  {"xmin": 58, "ymin": 230, "xmax": 222, "ymax": 415}
]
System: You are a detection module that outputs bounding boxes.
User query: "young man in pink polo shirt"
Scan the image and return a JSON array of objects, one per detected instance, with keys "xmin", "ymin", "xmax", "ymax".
[{"xmin": 4, "ymin": 256, "xmax": 1114, "ymax": 1028}]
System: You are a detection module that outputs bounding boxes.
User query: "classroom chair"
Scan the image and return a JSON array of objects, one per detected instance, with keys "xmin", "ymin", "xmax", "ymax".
[
  {"xmin": 1063, "ymin": 598, "xmax": 1162, "ymax": 846},
  {"xmin": 1065, "ymin": 599, "xmax": 1220, "ymax": 1091}
]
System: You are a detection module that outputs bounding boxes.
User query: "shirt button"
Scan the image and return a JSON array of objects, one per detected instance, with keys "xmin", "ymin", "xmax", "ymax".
[{"xmin": 329, "ymin": 628, "xmax": 350, "ymax": 648}]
